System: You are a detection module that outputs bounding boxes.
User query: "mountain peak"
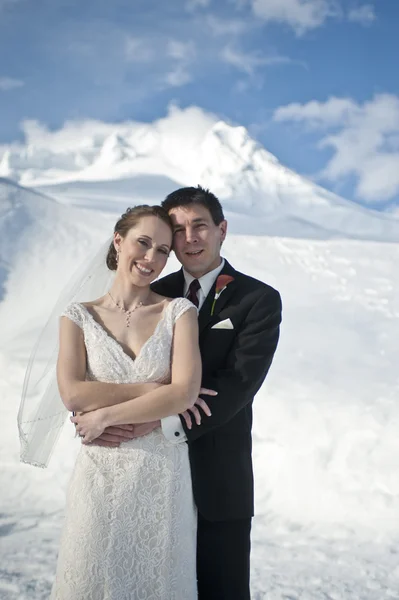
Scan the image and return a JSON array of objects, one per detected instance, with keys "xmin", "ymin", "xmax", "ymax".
[
  {"xmin": 0, "ymin": 114, "xmax": 398, "ymax": 241},
  {"xmin": 94, "ymin": 133, "xmax": 137, "ymax": 167}
]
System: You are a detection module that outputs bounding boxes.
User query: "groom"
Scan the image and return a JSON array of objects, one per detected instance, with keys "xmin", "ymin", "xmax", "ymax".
[
  {"xmin": 95, "ymin": 186, "xmax": 281, "ymax": 599},
  {"xmin": 153, "ymin": 186, "xmax": 282, "ymax": 599}
]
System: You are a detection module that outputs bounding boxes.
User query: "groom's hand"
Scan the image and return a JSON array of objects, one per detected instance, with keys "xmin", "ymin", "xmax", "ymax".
[
  {"xmin": 180, "ymin": 387, "xmax": 217, "ymax": 428},
  {"xmin": 89, "ymin": 421, "xmax": 161, "ymax": 446},
  {"xmin": 130, "ymin": 421, "xmax": 161, "ymax": 438},
  {"xmin": 88, "ymin": 425, "xmax": 136, "ymax": 447}
]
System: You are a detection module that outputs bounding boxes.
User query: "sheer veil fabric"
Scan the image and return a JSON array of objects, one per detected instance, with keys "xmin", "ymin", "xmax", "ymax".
[{"xmin": 18, "ymin": 236, "xmax": 115, "ymax": 468}]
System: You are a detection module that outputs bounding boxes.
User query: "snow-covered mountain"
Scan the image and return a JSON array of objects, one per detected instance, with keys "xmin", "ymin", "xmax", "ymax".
[
  {"xmin": 1, "ymin": 113, "xmax": 399, "ymax": 242},
  {"xmin": 0, "ymin": 177, "xmax": 113, "ymax": 347},
  {"xmin": 1, "ymin": 112, "xmax": 399, "ymax": 598}
]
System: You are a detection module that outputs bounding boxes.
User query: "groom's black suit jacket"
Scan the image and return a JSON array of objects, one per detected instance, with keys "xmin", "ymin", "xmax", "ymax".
[{"xmin": 152, "ymin": 260, "xmax": 282, "ymax": 522}]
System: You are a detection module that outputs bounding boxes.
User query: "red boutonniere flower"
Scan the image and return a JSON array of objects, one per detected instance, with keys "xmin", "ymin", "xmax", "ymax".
[{"xmin": 211, "ymin": 275, "xmax": 234, "ymax": 315}]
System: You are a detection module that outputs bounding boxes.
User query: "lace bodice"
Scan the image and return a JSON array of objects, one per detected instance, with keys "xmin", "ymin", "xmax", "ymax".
[{"xmin": 62, "ymin": 297, "xmax": 195, "ymax": 385}]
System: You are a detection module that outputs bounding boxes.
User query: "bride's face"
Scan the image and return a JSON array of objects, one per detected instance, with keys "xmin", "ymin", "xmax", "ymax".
[{"xmin": 114, "ymin": 216, "xmax": 172, "ymax": 285}]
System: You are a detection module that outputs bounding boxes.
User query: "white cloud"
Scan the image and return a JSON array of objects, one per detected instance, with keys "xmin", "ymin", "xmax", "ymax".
[
  {"xmin": 0, "ymin": 77, "xmax": 24, "ymax": 91},
  {"xmin": 167, "ymin": 40, "xmax": 195, "ymax": 62},
  {"xmin": 125, "ymin": 37, "xmax": 155, "ymax": 63},
  {"xmin": 249, "ymin": 0, "xmax": 376, "ymax": 33},
  {"xmin": 123, "ymin": 37, "xmax": 196, "ymax": 89},
  {"xmin": 205, "ymin": 15, "xmax": 248, "ymax": 36},
  {"xmin": 164, "ymin": 66, "xmax": 192, "ymax": 87},
  {"xmin": 274, "ymin": 97, "xmax": 358, "ymax": 127},
  {"xmin": 19, "ymin": 118, "xmax": 120, "ymax": 152},
  {"xmin": 221, "ymin": 45, "xmax": 294, "ymax": 76},
  {"xmin": 64, "ymin": 24, "xmax": 196, "ymax": 92},
  {"xmin": 273, "ymin": 94, "xmax": 399, "ymax": 203},
  {"xmin": 348, "ymin": 4, "xmax": 376, "ymax": 25},
  {"xmin": 355, "ymin": 154, "xmax": 399, "ymax": 201},
  {"xmin": 185, "ymin": 0, "xmax": 211, "ymax": 9},
  {"xmin": 250, "ymin": 0, "xmax": 339, "ymax": 34},
  {"xmin": 11, "ymin": 106, "xmax": 218, "ymax": 176},
  {"xmin": 162, "ymin": 40, "xmax": 196, "ymax": 88}
]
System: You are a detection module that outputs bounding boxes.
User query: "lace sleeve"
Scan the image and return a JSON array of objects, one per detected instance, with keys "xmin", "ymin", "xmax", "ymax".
[
  {"xmin": 61, "ymin": 302, "xmax": 84, "ymax": 329},
  {"xmin": 171, "ymin": 297, "xmax": 198, "ymax": 323}
]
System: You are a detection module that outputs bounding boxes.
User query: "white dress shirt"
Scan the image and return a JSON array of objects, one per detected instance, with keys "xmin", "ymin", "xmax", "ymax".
[{"xmin": 161, "ymin": 259, "xmax": 225, "ymax": 444}]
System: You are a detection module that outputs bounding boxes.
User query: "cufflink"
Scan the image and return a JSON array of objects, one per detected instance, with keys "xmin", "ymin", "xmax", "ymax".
[{"xmin": 174, "ymin": 431, "xmax": 180, "ymax": 437}]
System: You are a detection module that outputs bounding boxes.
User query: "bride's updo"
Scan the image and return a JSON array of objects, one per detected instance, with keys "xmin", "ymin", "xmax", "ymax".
[{"xmin": 106, "ymin": 205, "xmax": 173, "ymax": 271}]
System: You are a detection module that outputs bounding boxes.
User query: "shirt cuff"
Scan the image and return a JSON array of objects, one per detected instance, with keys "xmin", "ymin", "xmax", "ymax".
[{"xmin": 161, "ymin": 415, "xmax": 187, "ymax": 444}]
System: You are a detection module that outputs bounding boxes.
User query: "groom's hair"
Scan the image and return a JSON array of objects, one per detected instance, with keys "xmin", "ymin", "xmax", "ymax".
[{"xmin": 162, "ymin": 185, "xmax": 225, "ymax": 225}]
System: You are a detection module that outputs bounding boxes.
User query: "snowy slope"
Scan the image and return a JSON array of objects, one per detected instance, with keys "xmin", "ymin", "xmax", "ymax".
[
  {"xmin": 1, "ymin": 120, "xmax": 399, "ymax": 597},
  {"xmin": 0, "ymin": 178, "xmax": 114, "ymax": 349}
]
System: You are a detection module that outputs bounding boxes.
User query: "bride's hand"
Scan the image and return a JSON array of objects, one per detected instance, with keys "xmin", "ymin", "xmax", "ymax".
[{"xmin": 70, "ymin": 410, "xmax": 108, "ymax": 444}]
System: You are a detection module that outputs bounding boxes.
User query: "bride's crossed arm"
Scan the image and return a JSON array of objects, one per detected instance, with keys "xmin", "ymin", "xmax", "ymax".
[
  {"xmin": 70, "ymin": 307, "xmax": 202, "ymax": 443},
  {"xmin": 56, "ymin": 318, "xmax": 162, "ymax": 413}
]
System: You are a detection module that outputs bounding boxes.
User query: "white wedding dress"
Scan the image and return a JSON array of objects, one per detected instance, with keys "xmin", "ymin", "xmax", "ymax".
[{"xmin": 51, "ymin": 298, "xmax": 197, "ymax": 600}]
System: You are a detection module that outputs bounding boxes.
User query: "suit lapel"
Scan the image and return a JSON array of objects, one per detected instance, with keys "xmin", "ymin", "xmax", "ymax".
[
  {"xmin": 198, "ymin": 260, "xmax": 237, "ymax": 335},
  {"xmin": 153, "ymin": 269, "xmax": 184, "ymax": 298},
  {"xmin": 156, "ymin": 261, "xmax": 238, "ymax": 335}
]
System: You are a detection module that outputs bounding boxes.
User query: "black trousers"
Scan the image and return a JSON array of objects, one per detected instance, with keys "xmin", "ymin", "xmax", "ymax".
[{"xmin": 197, "ymin": 513, "xmax": 252, "ymax": 600}]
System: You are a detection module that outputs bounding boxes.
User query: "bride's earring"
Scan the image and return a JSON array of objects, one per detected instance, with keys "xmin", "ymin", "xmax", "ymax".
[{"xmin": 116, "ymin": 250, "xmax": 120, "ymax": 265}]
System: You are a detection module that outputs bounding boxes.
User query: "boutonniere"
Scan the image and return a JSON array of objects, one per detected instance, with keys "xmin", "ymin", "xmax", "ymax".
[{"xmin": 210, "ymin": 274, "xmax": 234, "ymax": 315}]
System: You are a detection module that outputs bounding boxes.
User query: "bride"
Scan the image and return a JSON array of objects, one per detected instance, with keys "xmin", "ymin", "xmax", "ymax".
[{"xmin": 37, "ymin": 205, "xmax": 207, "ymax": 599}]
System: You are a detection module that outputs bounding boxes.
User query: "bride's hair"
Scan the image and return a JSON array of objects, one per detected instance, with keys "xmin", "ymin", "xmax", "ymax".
[{"xmin": 106, "ymin": 205, "xmax": 173, "ymax": 271}]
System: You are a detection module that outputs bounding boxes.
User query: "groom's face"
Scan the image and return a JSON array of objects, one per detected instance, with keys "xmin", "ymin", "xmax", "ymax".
[{"xmin": 169, "ymin": 204, "xmax": 227, "ymax": 278}]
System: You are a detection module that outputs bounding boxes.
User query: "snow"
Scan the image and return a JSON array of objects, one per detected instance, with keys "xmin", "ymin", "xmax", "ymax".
[
  {"xmin": 1, "ymin": 113, "xmax": 399, "ymax": 598},
  {"xmin": 2, "ymin": 108, "xmax": 399, "ymax": 243}
]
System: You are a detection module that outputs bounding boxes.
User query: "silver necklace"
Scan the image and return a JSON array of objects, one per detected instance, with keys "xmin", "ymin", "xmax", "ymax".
[{"xmin": 108, "ymin": 291, "xmax": 144, "ymax": 328}]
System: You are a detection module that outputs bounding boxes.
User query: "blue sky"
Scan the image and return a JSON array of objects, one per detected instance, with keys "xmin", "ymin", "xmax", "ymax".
[{"xmin": 1, "ymin": 0, "xmax": 398, "ymax": 209}]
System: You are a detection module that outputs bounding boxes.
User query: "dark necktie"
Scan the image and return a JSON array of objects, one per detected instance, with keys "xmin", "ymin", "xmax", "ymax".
[{"xmin": 186, "ymin": 279, "xmax": 200, "ymax": 308}]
